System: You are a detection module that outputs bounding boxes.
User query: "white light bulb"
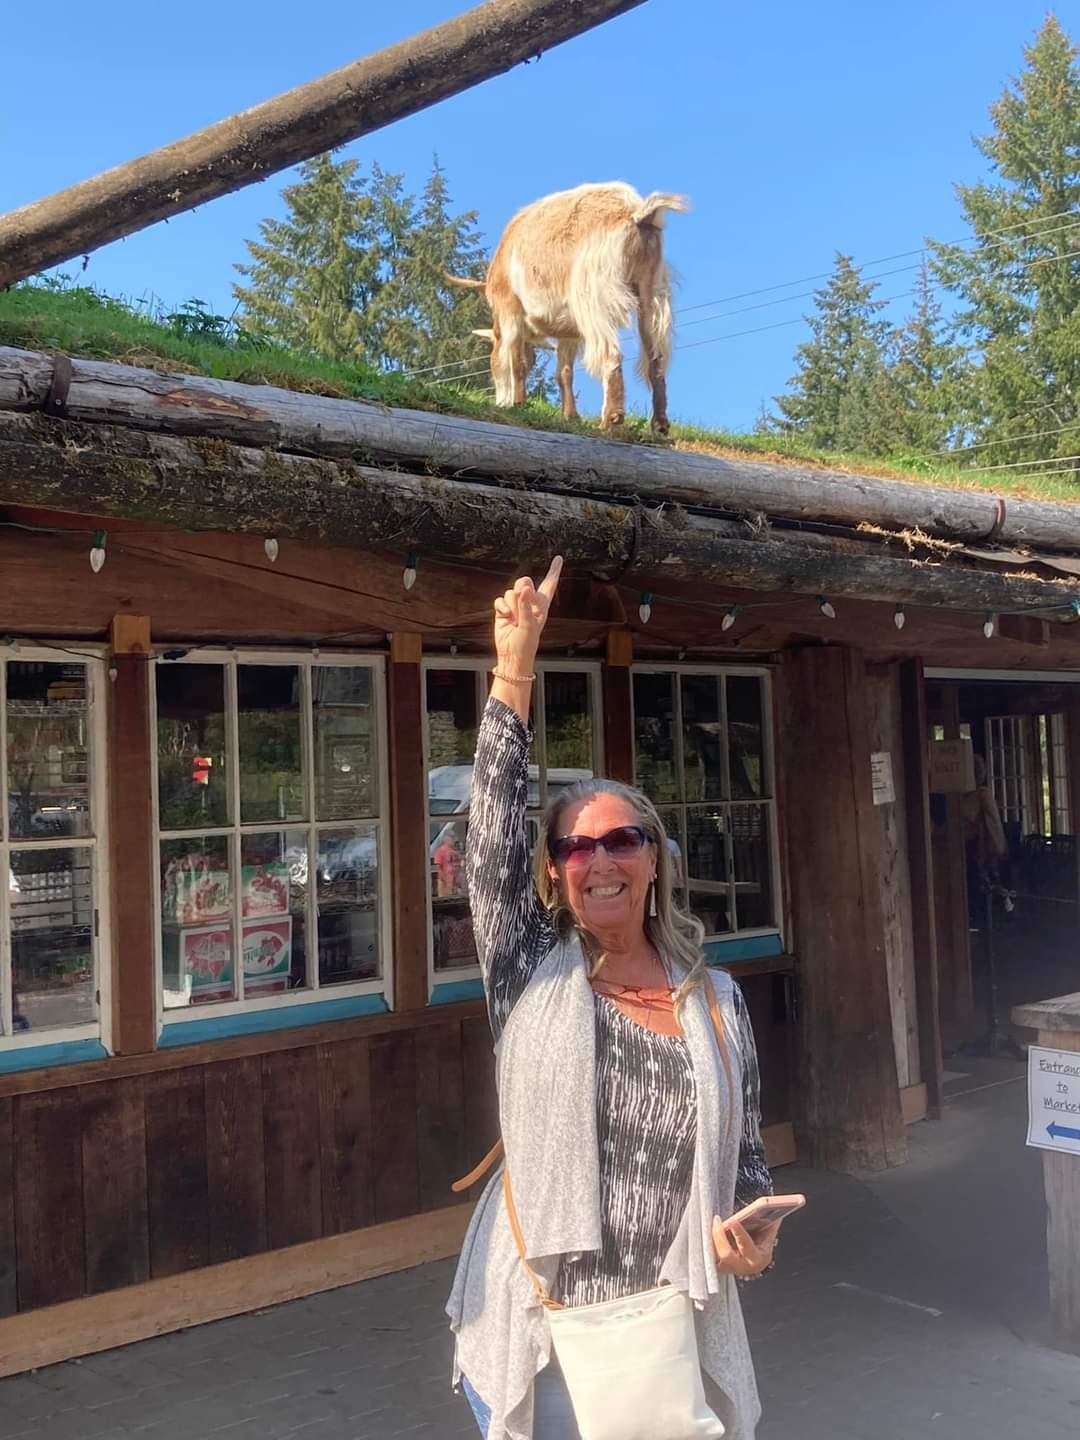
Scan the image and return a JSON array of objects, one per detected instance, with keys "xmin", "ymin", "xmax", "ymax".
[
  {"xmin": 894, "ymin": 606, "xmax": 906, "ymax": 630},
  {"xmin": 721, "ymin": 606, "xmax": 740, "ymax": 632},
  {"xmin": 89, "ymin": 529, "xmax": 107, "ymax": 573},
  {"xmin": 638, "ymin": 592, "xmax": 653, "ymax": 625},
  {"xmin": 983, "ymin": 613, "xmax": 996, "ymax": 639},
  {"xmin": 403, "ymin": 552, "xmax": 418, "ymax": 591},
  {"xmin": 264, "ymin": 537, "xmax": 279, "ymax": 563},
  {"xmin": 818, "ymin": 596, "xmax": 836, "ymax": 620}
]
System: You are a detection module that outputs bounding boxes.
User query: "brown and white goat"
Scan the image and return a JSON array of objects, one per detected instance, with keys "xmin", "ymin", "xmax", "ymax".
[{"xmin": 451, "ymin": 182, "xmax": 688, "ymax": 432}]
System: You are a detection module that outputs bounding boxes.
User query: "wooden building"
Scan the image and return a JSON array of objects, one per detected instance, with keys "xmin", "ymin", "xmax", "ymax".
[{"xmin": 0, "ymin": 341, "xmax": 1078, "ymax": 1373}]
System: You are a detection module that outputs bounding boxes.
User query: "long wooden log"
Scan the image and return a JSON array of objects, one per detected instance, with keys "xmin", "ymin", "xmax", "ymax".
[
  {"xmin": 2, "ymin": 346, "xmax": 1078, "ymax": 556},
  {"xmin": 0, "ymin": 410, "xmax": 1076, "ymax": 616},
  {"xmin": 0, "ymin": 0, "xmax": 645, "ymax": 287}
]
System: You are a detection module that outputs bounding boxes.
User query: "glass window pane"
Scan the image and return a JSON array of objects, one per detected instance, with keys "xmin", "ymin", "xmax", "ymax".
[
  {"xmin": 314, "ymin": 666, "xmax": 376, "ymax": 821},
  {"xmin": 426, "ymin": 669, "xmax": 481, "ymax": 812},
  {"xmin": 10, "ymin": 847, "xmax": 95, "ymax": 1032},
  {"xmin": 633, "ymin": 673, "xmax": 679, "ymax": 804},
  {"xmin": 317, "ymin": 826, "xmax": 380, "ymax": 985},
  {"xmin": 686, "ymin": 806, "xmax": 733, "ymax": 937},
  {"xmin": 156, "ymin": 664, "xmax": 229, "ymax": 830},
  {"xmin": 681, "ymin": 674, "xmax": 724, "ymax": 803},
  {"xmin": 544, "ymin": 672, "xmax": 594, "ymax": 778},
  {"xmin": 238, "ymin": 665, "xmax": 305, "ymax": 825},
  {"xmin": 242, "ymin": 831, "xmax": 309, "ymax": 994},
  {"xmin": 731, "ymin": 803, "xmax": 774, "ymax": 931},
  {"xmin": 727, "ymin": 676, "xmax": 767, "ymax": 800},
  {"xmin": 656, "ymin": 806, "xmax": 686, "ymax": 906},
  {"xmin": 160, "ymin": 835, "xmax": 234, "ymax": 1008},
  {"xmin": 430, "ymin": 819, "xmax": 476, "ymax": 971},
  {"xmin": 7, "ymin": 662, "xmax": 91, "ymax": 840}
]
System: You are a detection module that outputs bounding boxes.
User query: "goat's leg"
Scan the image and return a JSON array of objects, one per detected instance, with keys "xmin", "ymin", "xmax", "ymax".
[
  {"xmin": 556, "ymin": 340, "xmax": 579, "ymax": 420},
  {"xmin": 510, "ymin": 340, "xmax": 529, "ymax": 407},
  {"xmin": 636, "ymin": 283, "xmax": 673, "ymax": 435},
  {"xmin": 600, "ymin": 355, "xmax": 626, "ymax": 429}
]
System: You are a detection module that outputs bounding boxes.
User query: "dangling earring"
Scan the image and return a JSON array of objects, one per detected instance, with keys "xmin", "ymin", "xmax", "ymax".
[{"xmin": 649, "ymin": 881, "xmax": 658, "ymax": 918}]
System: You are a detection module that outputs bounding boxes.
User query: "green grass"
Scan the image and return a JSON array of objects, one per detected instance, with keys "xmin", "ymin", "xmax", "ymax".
[{"xmin": 1, "ymin": 282, "xmax": 1077, "ymax": 503}]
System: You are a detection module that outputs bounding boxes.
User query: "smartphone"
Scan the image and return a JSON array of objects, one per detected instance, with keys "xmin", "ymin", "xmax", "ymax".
[{"xmin": 724, "ymin": 1193, "xmax": 806, "ymax": 1241}]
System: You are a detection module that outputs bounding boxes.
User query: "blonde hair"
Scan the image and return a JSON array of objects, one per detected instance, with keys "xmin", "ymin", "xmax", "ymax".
[{"xmin": 534, "ymin": 778, "xmax": 708, "ymax": 1014}]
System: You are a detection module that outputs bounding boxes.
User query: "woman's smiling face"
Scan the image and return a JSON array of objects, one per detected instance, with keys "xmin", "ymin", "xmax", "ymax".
[{"xmin": 549, "ymin": 792, "xmax": 656, "ymax": 939}]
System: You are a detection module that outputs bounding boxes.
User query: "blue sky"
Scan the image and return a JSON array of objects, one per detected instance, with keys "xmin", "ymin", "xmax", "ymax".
[{"xmin": 3, "ymin": 1, "xmax": 1076, "ymax": 430}]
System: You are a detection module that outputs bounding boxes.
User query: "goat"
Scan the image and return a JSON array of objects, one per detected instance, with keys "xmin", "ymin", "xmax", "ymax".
[{"xmin": 449, "ymin": 182, "xmax": 688, "ymax": 432}]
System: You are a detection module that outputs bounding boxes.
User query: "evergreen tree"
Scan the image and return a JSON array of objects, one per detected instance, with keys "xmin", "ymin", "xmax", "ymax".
[
  {"xmin": 770, "ymin": 254, "xmax": 892, "ymax": 452},
  {"xmin": 233, "ymin": 154, "xmax": 383, "ymax": 363},
  {"xmin": 930, "ymin": 15, "xmax": 1080, "ymax": 467},
  {"xmin": 887, "ymin": 264, "xmax": 966, "ymax": 455},
  {"xmin": 373, "ymin": 157, "xmax": 490, "ymax": 378}
]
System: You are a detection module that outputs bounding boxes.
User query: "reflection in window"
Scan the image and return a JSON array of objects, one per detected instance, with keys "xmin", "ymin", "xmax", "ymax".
[
  {"xmin": 1, "ymin": 656, "xmax": 101, "ymax": 1044},
  {"xmin": 633, "ymin": 669, "xmax": 778, "ymax": 940},
  {"xmin": 155, "ymin": 657, "xmax": 385, "ymax": 1010},
  {"xmin": 423, "ymin": 664, "xmax": 598, "ymax": 973}
]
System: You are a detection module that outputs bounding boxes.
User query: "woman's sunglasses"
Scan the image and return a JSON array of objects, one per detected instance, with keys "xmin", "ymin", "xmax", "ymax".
[{"xmin": 549, "ymin": 824, "xmax": 648, "ymax": 868}]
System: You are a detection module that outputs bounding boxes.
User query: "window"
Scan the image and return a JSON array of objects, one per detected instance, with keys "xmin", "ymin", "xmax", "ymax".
[
  {"xmin": 154, "ymin": 653, "xmax": 387, "ymax": 1016},
  {"xmin": 1045, "ymin": 713, "xmax": 1072, "ymax": 836},
  {"xmin": 632, "ymin": 667, "xmax": 779, "ymax": 941},
  {"xmin": 1, "ymin": 651, "xmax": 105, "ymax": 1047},
  {"xmin": 422, "ymin": 659, "xmax": 601, "ymax": 979},
  {"xmin": 985, "ymin": 715, "xmax": 1038, "ymax": 832}
]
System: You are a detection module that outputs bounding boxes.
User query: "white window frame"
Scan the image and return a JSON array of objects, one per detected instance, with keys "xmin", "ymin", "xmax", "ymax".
[
  {"xmin": 421, "ymin": 655, "xmax": 604, "ymax": 993},
  {"xmin": 0, "ymin": 643, "xmax": 111, "ymax": 1052},
  {"xmin": 985, "ymin": 714, "xmax": 1037, "ymax": 832},
  {"xmin": 152, "ymin": 648, "xmax": 391, "ymax": 1030},
  {"xmin": 630, "ymin": 663, "xmax": 783, "ymax": 945}
]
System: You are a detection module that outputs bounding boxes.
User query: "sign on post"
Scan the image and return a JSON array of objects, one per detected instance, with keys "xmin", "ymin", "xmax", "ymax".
[
  {"xmin": 929, "ymin": 737, "xmax": 975, "ymax": 794},
  {"xmin": 1025, "ymin": 1045, "xmax": 1080, "ymax": 1154}
]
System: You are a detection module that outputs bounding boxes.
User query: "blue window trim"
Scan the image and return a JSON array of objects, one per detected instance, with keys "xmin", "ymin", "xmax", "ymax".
[
  {"xmin": 159, "ymin": 992, "xmax": 388, "ymax": 1047},
  {"xmin": 704, "ymin": 933, "xmax": 785, "ymax": 964},
  {"xmin": 0, "ymin": 1039, "xmax": 109, "ymax": 1075},
  {"xmin": 430, "ymin": 978, "xmax": 484, "ymax": 1006}
]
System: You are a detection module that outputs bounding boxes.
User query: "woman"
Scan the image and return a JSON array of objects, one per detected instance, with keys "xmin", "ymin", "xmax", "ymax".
[{"xmin": 447, "ymin": 557, "xmax": 778, "ymax": 1439}]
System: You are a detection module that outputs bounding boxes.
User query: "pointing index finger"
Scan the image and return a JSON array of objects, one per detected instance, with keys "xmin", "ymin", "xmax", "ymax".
[{"xmin": 537, "ymin": 555, "xmax": 564, "ymax": 602}]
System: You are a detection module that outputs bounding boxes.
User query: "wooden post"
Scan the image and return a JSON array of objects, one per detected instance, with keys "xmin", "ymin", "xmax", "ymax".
[
  {"xmin": 939, "ymin": 686, "xmax": 975, "ymax": 1045},
  {"xmin": 1065, "ymin": 695, "xmax": 1080, "ymax": 905},
  {"xmin": 0, "ymin": 0, "xmax": 647, "ymax": 287},
  {"xmin": 107, "ymin": 616, "xmax": 156, "ymax": 1055},
  {"xmin": 779, "ymin": 645, "xmax": 906, "ymax": 1172},
  {"xmin": 899, "ymin": 660, "xmax": 944, "ymax": 1119},
  {"xmin": 602, "ymin": 631, "xmax": 634, "ymax": 784},
  {"xmin": 387, "ymin": 634, "xmax": 428, "ymax": 1012},
  {"xmin": 1011, "ymin": 996, "xmax": 1080, "ymax": 1354}
]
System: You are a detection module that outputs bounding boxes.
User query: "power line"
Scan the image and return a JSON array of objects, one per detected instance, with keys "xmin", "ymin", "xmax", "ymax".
[
  {"xmin": 674, "ymin": 210, "xmax": 1080, "ymax": 316},
  {"xmin": 677, "ymin": 217, "xmax": 1080, "ymax": 332},
  {"xmin": 956, "ymin": 452, "xmax": 1080, "ymax": 478}
]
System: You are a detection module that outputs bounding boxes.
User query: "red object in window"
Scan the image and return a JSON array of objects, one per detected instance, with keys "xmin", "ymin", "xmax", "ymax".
[{"xmin": 192, "ymin": 754, "xmax": 213, "ymax": 786}]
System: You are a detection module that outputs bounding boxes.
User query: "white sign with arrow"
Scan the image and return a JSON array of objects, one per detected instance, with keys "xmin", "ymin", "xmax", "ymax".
[{"xmin": 1026, "ymin": 1045, "xmax": 1080, "ymax": 1154}]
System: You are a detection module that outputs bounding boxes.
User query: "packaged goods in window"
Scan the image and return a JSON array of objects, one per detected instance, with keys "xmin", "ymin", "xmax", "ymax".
[
  {"xmin": 241, "ymin": 861, "xmax": 290, "ymax": 918},
  {"xmin": 164, "ymin": 854, "xmax": 232, "ymax": 925},
  {"xmin": 178, "ymin": 924, "xmax": 234, "ymax": 1004},
  {"xmin": 242, "ymin": 916, "xmax": 292, "ymax": 994}
]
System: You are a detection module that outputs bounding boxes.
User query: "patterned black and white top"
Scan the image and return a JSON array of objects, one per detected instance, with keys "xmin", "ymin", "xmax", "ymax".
[{"xmin": 467, "ymin": 698, "xmax": 772, "ymax": 1308}]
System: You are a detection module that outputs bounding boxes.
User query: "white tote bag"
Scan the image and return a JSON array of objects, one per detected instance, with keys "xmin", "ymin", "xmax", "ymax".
[{"xmin": 544, "ymin": 1280, "xmax": 725, "ymax": 1439}]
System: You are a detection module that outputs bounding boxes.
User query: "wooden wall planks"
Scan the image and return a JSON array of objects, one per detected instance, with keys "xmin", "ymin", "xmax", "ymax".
[
  {"xmin": 80, "ymin": 1079, "xmax": 149, "ymax": 1294},
  {"xmin": 145, "ymin": 1067, "xmax": 210, "ymax": 1278}
]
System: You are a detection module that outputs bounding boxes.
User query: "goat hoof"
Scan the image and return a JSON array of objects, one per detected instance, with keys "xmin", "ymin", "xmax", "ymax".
[
  {"xmin": 651, "ymin": 418, "xmax": 670, "ymax": 436},
  {"xmin": 601, "ymin": 414, "xmax": 625, "ymax": 430}
]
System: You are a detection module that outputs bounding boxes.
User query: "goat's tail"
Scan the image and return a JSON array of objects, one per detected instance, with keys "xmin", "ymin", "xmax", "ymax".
[
  {"xmin": 632, "ymin": 192, "xmax": 691, "ymax": 228},
  {"xmin": 444, "ymin": 272, "xmax": 486, "ymax": 290}
]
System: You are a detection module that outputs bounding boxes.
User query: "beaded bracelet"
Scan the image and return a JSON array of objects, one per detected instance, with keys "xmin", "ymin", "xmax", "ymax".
[{"xmin": 492, "ymin": 669, "xmax": 536, "ymax": 684}]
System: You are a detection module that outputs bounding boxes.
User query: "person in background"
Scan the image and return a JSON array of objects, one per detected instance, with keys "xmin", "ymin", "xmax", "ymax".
[{"xmin": 446, "ymin": 556, "xmax": 777, "ymax": 1440}]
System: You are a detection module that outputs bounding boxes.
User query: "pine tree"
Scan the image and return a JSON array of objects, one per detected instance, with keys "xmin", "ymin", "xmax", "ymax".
[
  {"xmin": 233, "ymin": 154, "xmax": 384, "ymax": 363},
  {"xmin": 930, "ymin": 15, "xmax": 1080, "ymax": 468},
  {"xmin": 887, "ymin": 264, "xmax": 966, "ymax": 455},
  {"xmin": 770, "ymin": 254, "xmax": 893, "ymax": 452},
  {"xmin": 373, "ymin": 157, "xmax": 490, "ymax": 379}
]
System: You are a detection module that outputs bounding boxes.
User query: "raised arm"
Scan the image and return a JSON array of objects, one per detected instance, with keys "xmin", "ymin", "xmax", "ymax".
[{"xmin": 466, "ymin": 557, "xmax": 563, "ymax": 1038}]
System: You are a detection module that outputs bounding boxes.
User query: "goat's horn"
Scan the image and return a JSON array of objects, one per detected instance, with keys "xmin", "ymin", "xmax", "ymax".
[
  {"xmin": 446, "ymin": 273, "xmax": 486, "ymax": 290},
  {"xmin": 471, "ymin": 328, "xmax": 496, "ymax": 344}
]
